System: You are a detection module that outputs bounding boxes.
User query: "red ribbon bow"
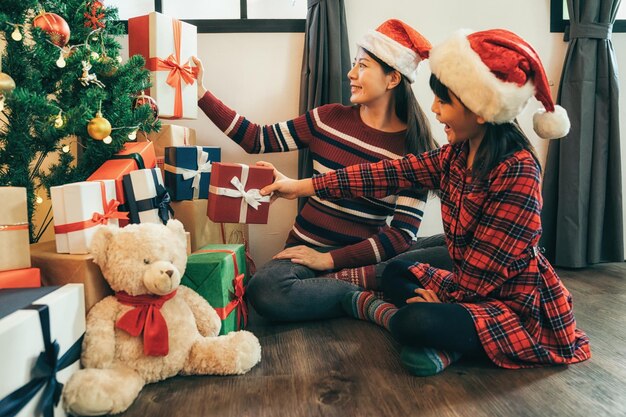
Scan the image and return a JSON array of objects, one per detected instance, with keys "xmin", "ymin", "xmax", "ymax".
[
  {"xmin": 214, "ymin": 274, "xmax": 248, "ymax": 329},
  {"xmin": 115, "ymin": 290, "xmax": 177, "ymax": 356},
  {"xmin": 92, "ymin": 199, "xmax": 128, "ymax": 225}
]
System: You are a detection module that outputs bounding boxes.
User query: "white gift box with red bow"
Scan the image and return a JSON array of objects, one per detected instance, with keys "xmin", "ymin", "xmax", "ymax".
[
  {"xmin": 128, "ymin": 12, "xmax": 198, "ymax": 119},
  {"xmin": 50, "ymin": 180, "xmax": 126, "ymax": 254}
]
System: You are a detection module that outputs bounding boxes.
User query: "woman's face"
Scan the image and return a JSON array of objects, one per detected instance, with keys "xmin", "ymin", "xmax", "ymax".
[
  {"xmin": 347, "ymin": 48, "xmax": 395, "ymax": 106},
  {"xmin": 431, "ymin": 90, "xmax": 485, "ymax": 146}
]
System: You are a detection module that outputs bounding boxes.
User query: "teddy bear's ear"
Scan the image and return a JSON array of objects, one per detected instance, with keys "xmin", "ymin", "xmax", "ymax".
[
  {"xmin": 89, "ymin": 225, "xmax": 116, "ymax": 266},
  {"xmin": 166, "ymin": 219, "xmax": 187, "ymax": 245}
]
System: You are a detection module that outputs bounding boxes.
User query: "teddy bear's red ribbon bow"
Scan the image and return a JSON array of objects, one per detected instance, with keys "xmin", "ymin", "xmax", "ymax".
[{"xmin": 115, "ymin": 290, "xmax": 177, "ymax": 356}]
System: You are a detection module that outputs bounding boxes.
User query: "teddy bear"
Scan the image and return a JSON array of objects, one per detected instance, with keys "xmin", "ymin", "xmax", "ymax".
[{"xmin": 62, "ymin": 220, "xmax": 262, "ymax": 416}]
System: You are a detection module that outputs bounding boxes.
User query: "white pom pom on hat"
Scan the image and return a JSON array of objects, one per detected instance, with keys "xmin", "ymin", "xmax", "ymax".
[
  {"xmin": 429, "ymin": 28, "xmax": 570, "ymax": 139},
  {"xmin": 357, "ymin": 19, "xmax": 432, "ymax": 83}
]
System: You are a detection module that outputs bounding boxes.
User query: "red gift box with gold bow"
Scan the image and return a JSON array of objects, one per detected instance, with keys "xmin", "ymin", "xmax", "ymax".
[{"xmin": 128, "ymin": 12, "xmax": 198, "ymax": 119}]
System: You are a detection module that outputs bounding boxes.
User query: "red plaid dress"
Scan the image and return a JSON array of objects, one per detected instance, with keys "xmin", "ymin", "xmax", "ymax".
[{"xmin": 313, "ymin": 143, "xmax": 591, "ymax": 368}]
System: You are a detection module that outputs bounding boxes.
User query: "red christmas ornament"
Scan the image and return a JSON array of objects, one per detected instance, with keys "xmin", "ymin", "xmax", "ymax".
[
  {"xmin": 33, "ymin": 12, "xmax": 70, "ymax": 47},
  {"xmin": 84, "ymin": 1, "xmax": 106, "ymax": 30},
  {"xmin": 133, "ymin": 94, "xmax": 159, "ymax": 120}
]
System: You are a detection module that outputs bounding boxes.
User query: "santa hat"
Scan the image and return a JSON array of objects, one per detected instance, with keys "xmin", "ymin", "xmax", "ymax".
[
  {"xmin": 429, "ymin": 29, "xmax": 570, "ymax": 139},
  {"xmin": 357, "ymin": 19, "xmax": 431, "ymax": 83}
]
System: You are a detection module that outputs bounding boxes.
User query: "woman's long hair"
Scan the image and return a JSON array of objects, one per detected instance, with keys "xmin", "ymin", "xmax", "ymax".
[
  {"xmin": 365, "ymin": 49, "xmax": 437, "ymax": 155},
  {"xmin": 429, "ymin": 74, "xmax": 540, "ymax": 182}
]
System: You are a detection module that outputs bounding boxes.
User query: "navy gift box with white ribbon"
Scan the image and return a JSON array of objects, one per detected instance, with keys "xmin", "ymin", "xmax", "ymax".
[
  {"xmin": 164, "ymin": 146, "xmax": 221, "ymax": 200},
  {"xmin": 0, "ymin": 284, "xmax": 85, "ymax": 417}
]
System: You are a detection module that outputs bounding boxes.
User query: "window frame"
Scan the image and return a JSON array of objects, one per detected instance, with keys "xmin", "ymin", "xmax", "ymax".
[
  {"xmin": 550, "ymin": 0, "xmax": 626, "ymax": 33},
  {"xmin": 118, "ymin": 0, "xmax": 306, "ymax": 33}
]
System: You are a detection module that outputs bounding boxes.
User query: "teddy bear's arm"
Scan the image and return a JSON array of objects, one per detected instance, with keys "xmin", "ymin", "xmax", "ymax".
[
  {"xmin": 81, "ymin": 296, "xmax": 120, "ymax": 369},
  {"xmin": 178, "ymin": 285, "xmax": 222, "ymax": 337}
]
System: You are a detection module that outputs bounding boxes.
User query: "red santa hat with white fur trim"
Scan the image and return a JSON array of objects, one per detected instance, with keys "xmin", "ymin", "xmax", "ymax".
[
  {"xmin": 357, "ymin": 19, "xmax": 431, "ymax": 83},
  {"xmin": 429, "ymin": 29, "xmax": 570, "ymax": 139}
]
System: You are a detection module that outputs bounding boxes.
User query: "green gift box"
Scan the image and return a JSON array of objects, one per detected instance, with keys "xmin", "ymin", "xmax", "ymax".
[{"xmin": 182, "ymin": 244, "xmax": 248, "ymax": 335}]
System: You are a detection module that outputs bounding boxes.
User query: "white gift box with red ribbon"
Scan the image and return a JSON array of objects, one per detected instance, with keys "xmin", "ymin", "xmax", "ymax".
[
  {"xmin": 50, "ymin": 181, "xmax": 127, "ymax": 254},
  {"xmin": 128, "ymin": 12, "xmax": 198, "ymax": 119}
]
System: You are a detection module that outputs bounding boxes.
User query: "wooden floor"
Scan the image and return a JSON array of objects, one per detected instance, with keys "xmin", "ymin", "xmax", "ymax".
[{"xmin": 117, "ymin": 263, "xmax": 626, "ymax": 417}]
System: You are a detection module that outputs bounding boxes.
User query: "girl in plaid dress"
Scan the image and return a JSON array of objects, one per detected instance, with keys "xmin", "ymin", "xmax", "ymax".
[{"xmin": 260, "ymin": 29, "xmax": 591, "ymax": 375}]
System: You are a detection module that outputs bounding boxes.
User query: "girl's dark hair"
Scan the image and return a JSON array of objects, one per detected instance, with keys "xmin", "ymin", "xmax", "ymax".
[
  {"xmin": 429, "ymin": 74, "xmax": 540, "ymax": 182},
  {"xmin": 365, "ymin": 49, "xmax": 437, "ymax": 155}
]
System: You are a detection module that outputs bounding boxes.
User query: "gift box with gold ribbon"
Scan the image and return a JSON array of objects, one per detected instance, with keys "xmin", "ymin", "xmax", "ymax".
[
  {"xmin": 0, "ymin": 187, "xmax": 31, "ymax": 272},
  {"xmin": 128, "ymin": 12, "xmax": 198, "ymax": 119},
  {"xmin": 182, "ymin": 244, "xmax": 248, "ymax": 335}
]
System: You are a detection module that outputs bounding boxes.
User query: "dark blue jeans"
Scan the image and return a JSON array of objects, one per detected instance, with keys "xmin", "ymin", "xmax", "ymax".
[{"xmin": 246, "ymin": 234, "xmax": 452, "ymax": 322}]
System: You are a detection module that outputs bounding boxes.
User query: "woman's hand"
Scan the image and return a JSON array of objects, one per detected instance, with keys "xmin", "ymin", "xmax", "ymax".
[
  {"xmin": 273, "ymin": 245, "xmax": 334, "ymax": 271},
  {"xmin": 406, "ymin": 288, "xmax": 441, "ymax": 303},
  {"xmin": 257, "ymin": 161, "xmax": 315, "ymax": 201},
  {"xmin": 191, "ymin": 56, "xmax": 207, "ymax": 100}
]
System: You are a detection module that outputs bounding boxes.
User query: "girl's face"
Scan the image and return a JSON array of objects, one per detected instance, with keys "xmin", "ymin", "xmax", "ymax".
[
  {"xmin": 431, "ymin": 91, "xmax": 486, "ymax": 146},
  {"xmin": 347, "ymin": 48, "xmax": 396, "ymax": 105}
]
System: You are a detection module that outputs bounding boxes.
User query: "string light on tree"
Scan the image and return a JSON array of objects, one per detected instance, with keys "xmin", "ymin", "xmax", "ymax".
[
  {"xmin": 52, "ymin": 110, "xmax": 66, "ymax": 128},
  {"xmin": 11, "ymin": 26, "xmax": 23, "ymax": 41},
  {"xmin": 102, "ymin": 136, "xmax": 112, "ymax": 144}
]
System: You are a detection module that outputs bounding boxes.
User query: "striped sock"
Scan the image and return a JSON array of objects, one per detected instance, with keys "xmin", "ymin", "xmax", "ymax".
[
  {"xmin": 400, "ymin": 346, "xmax": 462, "ymax": 376},
  {"xmin": 342, "ymin": 291, "xmax": 397, "ymax": 330}
]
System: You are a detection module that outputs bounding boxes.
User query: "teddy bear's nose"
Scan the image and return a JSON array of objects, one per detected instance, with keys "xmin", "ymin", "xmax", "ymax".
[{"xmin": 165, "ymin": 269, "xmax": 174, "ymax": 277}]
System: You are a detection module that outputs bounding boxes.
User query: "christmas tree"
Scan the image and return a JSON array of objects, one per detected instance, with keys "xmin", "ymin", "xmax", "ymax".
[{"xmin": 0, "ymin": 0, "xmax": 159, "ymax": 242}]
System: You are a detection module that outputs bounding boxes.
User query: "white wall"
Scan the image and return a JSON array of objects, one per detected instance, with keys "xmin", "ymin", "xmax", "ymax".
[{"xmin": 121, "ymin": 0, "xmax": 626, "ymax": 266}]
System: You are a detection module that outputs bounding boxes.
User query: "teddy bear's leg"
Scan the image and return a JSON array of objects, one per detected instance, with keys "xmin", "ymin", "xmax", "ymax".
[
  {"xmin": 182, "ymin": 330, "xmax": 261, "ymax": 376},
  {"xmin": 62, "ymin": 366, "xmax": 145, "ymax": 416}
]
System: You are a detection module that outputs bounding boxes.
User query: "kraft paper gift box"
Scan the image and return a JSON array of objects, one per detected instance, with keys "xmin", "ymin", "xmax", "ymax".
[
  {"xmin": 138, "ymin": 124, "xmax": 197, "ymax": 157},
  {"xmin": 51, "ymin": 180, "xmax": 127, "ymax": 254},
  {"xmin": 207, "ymin": 163, "xmax": 273, "ymax": 224},
  {"xmin": 128, "ymin": 12, "xmax": 198, "ymax": 119},
  {"xmin": 123, "ymin": 168, "xmax": 173, "ymax": 224},
  {"xmin": 170, "ymin": 199, "xmax": 247, "ymax": 252},
  {"xmin": 30, "ymin": 240, "xmax": 112, "ymax": 313},
  {"xmin": 0, "ymin": 284, "xmax": 85, "ymax": 417},
  {"xmin": 164, "ymin": 146, "xmax": 221, "ymax": 200},
  {"xmin": 182, "ymin": 244, "xmax": 248, "ymax": 335},
  {"xmin": 0, "ymin": 268, "xmax": 40, "ymax": 289},
  {"xmin": 87, "ymin": 141, "xmax": 157, "ymax": 209},
  {"xmin": 0, "ymin": 187, "xmax": 31, "ymax": 272}
]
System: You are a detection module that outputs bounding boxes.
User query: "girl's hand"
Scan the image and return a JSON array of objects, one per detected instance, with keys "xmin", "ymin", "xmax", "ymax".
[
  {"xmin": 191, "ymin": 56, "xmax": 207, "ymax": 99},
  {"xmin": 273, "ymin": 245, "xmax": 334, "ymax": 271},
  {"xmin": 259, "ymin": 161, "xmax": 315, "ymax": 201},
  {"xmin": 406, "ymin": 288, "xmax": 441, "ymax": 303}
]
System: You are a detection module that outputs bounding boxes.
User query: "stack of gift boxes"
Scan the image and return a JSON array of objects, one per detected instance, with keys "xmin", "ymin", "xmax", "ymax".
[{"xmin": 1, "ymin": 11, "xmax": 276, "ymax": 415}]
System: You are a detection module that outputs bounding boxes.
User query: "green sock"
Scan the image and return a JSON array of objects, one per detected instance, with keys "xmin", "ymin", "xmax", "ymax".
[
  {"xmin": 342, "ymin": 291, "xmax": 397, "ymax": 330},
  {"xmin": 400, "ymin": 346, "xmax": 461, "ymax": 376}
]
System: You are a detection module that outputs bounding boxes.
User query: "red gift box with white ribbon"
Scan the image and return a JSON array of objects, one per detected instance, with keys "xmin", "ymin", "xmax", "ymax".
[{"xmin": 207, "ymin": 163, "xmax": 273, "ymax": 224}]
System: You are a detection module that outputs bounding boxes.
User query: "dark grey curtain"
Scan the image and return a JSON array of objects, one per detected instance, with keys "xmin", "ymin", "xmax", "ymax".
[
  {"xmin": 297, "ymin": 0, "xmax": 351, "ymax": 211},
  {"xmin": 541, "ymin": 0, "xmax": 624, "ymax": 267}
]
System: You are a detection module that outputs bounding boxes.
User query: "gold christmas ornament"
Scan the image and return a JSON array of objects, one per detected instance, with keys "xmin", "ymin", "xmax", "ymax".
[
  {"xmin": 87, "ymin": 111, "xmax": 112, "ymax": 140},
  {"xmin": 0, "ymin": 72, "xmax": 16, "ymax": 94}
]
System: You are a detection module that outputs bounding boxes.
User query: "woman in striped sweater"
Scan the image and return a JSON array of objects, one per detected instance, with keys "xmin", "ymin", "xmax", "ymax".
[{"xmin": 194, "ymin": 20, "xmax": 451, "ymax": 321}]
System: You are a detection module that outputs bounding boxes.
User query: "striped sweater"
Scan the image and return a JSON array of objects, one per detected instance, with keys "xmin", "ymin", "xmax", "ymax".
[{"xmin": 198, "ymin": 91, "xmax": 427, "ymax": 269}]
